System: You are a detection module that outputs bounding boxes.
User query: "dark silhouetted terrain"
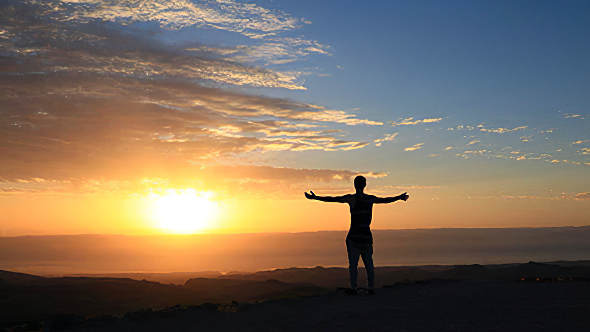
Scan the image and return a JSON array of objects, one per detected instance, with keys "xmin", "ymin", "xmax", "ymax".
[
  {"xmin": 58, "ymin": 272, "xmax": 223, "ymax": 285},
  {"xmin": 73, "ymin": 279, "xmax": 590, "ymax": 332},
  {"xmin": 2, "ymin": 261, "xmax": 590, "ymax": 331}
]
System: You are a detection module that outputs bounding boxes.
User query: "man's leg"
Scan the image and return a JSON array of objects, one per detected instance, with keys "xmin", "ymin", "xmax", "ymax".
[
  {"xmin": 346, "ymin": 239, "xmax": 361, "ymax": 290},
  {"xmin": 360, "ymin": 244, "xmax": 375, "ymax": 290}
]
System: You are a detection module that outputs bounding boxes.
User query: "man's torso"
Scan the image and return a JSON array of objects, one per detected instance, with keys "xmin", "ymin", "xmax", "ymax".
[{"xmin": 344, "ymin": 193, "xmax": 376, "ymax": 244}]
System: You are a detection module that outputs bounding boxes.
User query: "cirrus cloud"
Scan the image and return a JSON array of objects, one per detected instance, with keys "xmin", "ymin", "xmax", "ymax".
[
  {"xmin": 392, "ymin": 117, "xmax": 442, "ymax": 127},
  {"xmin": 563, "ymin": 113, "xmax": 585, "ymax": 120},
  {"xmin": 404, "ymin": 143, "xmax": 424, "ymax": 152},
  {"xmin": 374, "ymin": 132, "xmax": 399, "ymax": 147},
  {"xmin": 0, "ymin": 73, "xmax": 381, "ymax": 182},
  {"xmin": 479, "ymin": 126, "xmax": 528, "ymax": 134},
  {"xmin": 37, "ymin": 0, "xmax": 301, "ymax": 37}
]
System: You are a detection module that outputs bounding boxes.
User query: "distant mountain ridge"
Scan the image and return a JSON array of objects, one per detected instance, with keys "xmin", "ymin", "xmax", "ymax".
[{"xmin": 0, "ymin": 268, "xmax": 331, "ymax": 328}]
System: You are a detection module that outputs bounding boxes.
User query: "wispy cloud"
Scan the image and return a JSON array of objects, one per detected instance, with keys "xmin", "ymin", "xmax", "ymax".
[
  {"xmin": 493, "ymin": 151, "xmax": 553, "ymax": 162},
  {"xmin": 32, "ymin": 0, "xmax": 331, "ymax": 66},
  {"xmin": 374, "ymin": 132, "xmax": 398, "ymax": 147},
  {"xmin": 456, "ymin": 149, "xmax": 489, "ymax": 159},
  {"xmin": 357, "ymin": 172, "xmax": 388, "ymax": 179},
  {"xmin": 38, "ymin": 0, "xmax": 301, "ymax": 37},
  {"xmin": 479, "ymin": 126, "xmax": 527, "ymax": 134},
  {"xmin": 447, "ymin": 124, "xmax": 477, "ymax": 131},
  {"xmin": 563, "ymin": 113, "xmax": 585, "ymax": 119},
  {"xmin": 231, "ymin": 37, "xmax": 331, "ymax": 65},
  {"xmin": 292, "ymin": 108, "xmax": 382, "ymax": 126},
  {"xmin": 520, "ymin": 136, "xmax": 532, "ymax": 142},
  {"xmin": 0, "ymin": 4, "xmax": 308, "ymax": 90},
  {"xmin": 392, "ymin": 117, "xmax": 442, "ymax": 126},
  {"xmin": 2, "ymin": 0, "xmax": 332, "ymax": 90},
  {"xmin": 0, "ymin": 0, "xmax": 386, "ymax": 189},
  {"xmin": 0, "ymin": 74, "xmax": 381, "ymax": 182},
  {"xmin": 561, "ymin": 160, "xmax": 583, "ymax": 165},
  {"xmin": 404, "ymin": 143, "xmax": 424, "ymax": 151},
  {"xmin": 0, "ymin": 165, "xmax": 388, "ymax": 196},
  {"xmin": 466, "ymin": 139, "xmax": 480, "ymax": 146},
  {"xmin": 572, "ymin": 140, "xmax": 589, "ymax": 145},
  {"xmin": 500, "ymin": 194, "xmax": 566, "ymax": 201},
  {"xmin": 449, "ymin": 123, "xmax": 527, "ymax": 134},
  {"xmin": 469, "ymin": 192, "xmax": 590, "ymax": 201}
]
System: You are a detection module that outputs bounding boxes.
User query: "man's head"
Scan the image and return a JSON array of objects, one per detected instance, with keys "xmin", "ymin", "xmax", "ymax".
[{"xmin": 354, "ymin": 175, "xmax": 366, "ymax": 192}]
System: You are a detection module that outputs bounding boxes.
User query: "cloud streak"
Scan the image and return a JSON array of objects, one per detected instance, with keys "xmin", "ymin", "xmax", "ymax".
[
  {"xmin": 479, "ymin": 126, "xmax": 527, "ymax": 134},
  {"xmin": 448, "ymin": 124, "xmax": 528, "ymax": 135},
  {"xmin": 374, "ymin": 132, "xmax": 398, "ymax": 147},
  {"xmin": 404, "ymin": 143, "xmax": 424, "ymax": 152},
  {"xmin": 29, "ymin": 0, "xmax": 330, "ymax": 67},
  {"xmin": 563, "ymin": 113, "xmax": 585, "ymax": 120},
  {"xmin": 392, "ymin": 117, "xmax": 442, "ymax": 126},
  {"xmin": 37, "ymin": 0, "xmax": 301, "ymax": 37},
  {"xmin": 2, "ymin": 0, "xmax": 332, "ymax": 90},
  {"xmin": 0, "ymin": 73, "xmax": 381, "ymax": 182},
  {"xmin": 0, "ymin": 0, "xmax": 386, "ymax": 192},
  {"xmin": 0, "ymin": 165, "xmax": 388, "ymax": 196}
]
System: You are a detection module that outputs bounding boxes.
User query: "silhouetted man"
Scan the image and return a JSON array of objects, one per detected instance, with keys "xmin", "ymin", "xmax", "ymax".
[{"xmin": 305, "ymin": 175, "xmax": 409, "ymax": 294}]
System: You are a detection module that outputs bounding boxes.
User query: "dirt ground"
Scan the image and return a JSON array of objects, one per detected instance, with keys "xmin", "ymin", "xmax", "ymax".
[{"xmin": 74, "ymin": 280, "xmax": 590, "ymax": 332}]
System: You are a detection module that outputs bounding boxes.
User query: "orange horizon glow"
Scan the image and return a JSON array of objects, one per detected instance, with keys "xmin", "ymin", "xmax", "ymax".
[{"xmin": 1, "ymin": 180, "xmax": 590, "ymax": 237}]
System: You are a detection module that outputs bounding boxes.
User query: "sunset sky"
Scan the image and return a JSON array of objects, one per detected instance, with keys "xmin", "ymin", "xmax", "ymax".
[{"xmin": 1, "ymin": 0, "xmax": 589, "ymax": 236}]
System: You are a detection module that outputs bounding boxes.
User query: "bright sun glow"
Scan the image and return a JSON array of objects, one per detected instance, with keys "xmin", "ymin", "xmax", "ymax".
[{"xmin": 147, "ymin": 189, "xmax": 219, "ymax": 234}]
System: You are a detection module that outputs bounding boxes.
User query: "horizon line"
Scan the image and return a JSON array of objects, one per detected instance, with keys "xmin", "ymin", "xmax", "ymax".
[{"xmin": 2, "ymin": 224, "xmax": 589, "ymax": 238}]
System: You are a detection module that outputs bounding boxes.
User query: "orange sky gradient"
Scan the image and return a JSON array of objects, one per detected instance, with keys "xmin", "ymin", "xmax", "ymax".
[
  {"xmin": 1, "ymin": 0, "xmax": 589, "ymax": 237},
  {"xmin": 2, "ymin": 181, "xmax": 588, "ymax": 236}
]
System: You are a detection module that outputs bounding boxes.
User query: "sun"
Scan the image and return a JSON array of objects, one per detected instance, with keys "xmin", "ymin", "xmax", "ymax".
[{"xmin": 147, "ymin": 189, "xmax": 219, "ymax": 234}]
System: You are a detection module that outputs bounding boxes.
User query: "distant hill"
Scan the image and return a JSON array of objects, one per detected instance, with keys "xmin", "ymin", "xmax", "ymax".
[
  {"xmin": 0, "ymin": 269, "xmax": 329, "ymax": 327},
  {"xmin": 62, "ymin": 271, "xmax": 223, "ymax": 285},
  {"xmin": 0, "ymin": 271, "xmax": 199, "ymax": 326},
  {"xmin": 223, "ymin": 260, "xmax": 590, "ymax": 287}
]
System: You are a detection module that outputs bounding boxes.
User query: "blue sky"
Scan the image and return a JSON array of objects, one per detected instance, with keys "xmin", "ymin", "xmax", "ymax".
[{"xmin": 236, "ymin": 1, "xmax": 590, "ymax": 186}]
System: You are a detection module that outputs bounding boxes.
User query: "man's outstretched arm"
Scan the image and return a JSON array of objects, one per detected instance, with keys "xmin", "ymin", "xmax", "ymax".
[
  {"xmin": 304, "ymin": 191, "xmax": 348, "ymax": 203},
  {"xmin": 373, "ymin": 192, "xmax": 409, "ymax": 204}
]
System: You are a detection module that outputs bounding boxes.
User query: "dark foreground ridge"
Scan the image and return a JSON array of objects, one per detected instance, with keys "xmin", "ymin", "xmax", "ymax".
[{"xmin": 2, "ymin": 260, "xmax": 590, "ymax": 331}]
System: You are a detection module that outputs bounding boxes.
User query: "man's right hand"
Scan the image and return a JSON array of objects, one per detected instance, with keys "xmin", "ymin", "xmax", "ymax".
[
  {"xmin": 305, "ymin": 191, "xmax": 317, "ymax": 200},
  {"xmin": 399, "ymin": 192, "xmax": 409, "ymax": 201}
]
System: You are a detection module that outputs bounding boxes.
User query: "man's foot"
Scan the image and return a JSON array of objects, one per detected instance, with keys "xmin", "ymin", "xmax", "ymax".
[{"xmin": 344, "ymin": 288, "xmax": 358, "ymax": 296}]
